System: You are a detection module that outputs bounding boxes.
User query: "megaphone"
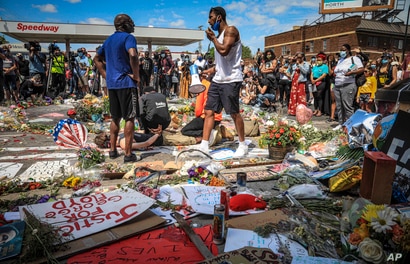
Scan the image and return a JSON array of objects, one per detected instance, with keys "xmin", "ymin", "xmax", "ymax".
[{"xmin": 188, "ymin": 64, "xmax": 206, "ymax": 95}]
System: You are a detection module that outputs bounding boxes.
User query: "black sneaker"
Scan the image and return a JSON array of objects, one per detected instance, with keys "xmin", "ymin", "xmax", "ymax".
[
  {"xmin": 109, "ymin": 150, "xmax": 119, "ymax": 159},
  {"xmin": 124, "ymin": 153, "xmax": 140, "ymax": 163}
]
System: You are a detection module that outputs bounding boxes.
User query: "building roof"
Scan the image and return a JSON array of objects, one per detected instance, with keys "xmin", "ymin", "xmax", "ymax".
[
  {"xmin": 0, "ymin": 20, "xmax": 204, "ymax": 47},
  {"xmin": 356, "ymin": 19, "xmax": 406, "ymax": 35}
]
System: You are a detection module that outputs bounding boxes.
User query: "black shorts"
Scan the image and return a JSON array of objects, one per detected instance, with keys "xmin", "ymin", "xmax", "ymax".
[
  {"xmin": 108, "ymin": 88, "xmax": 139, "ymax": 120},
  {"xmin": 205, "ymin": 81, "xmax": 241, "ymax": 114}
]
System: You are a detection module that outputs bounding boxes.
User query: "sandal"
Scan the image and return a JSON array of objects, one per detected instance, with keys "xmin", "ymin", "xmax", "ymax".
[{"xmin": 316, "ymin": 112, "xmax": 322, "ymax": 117}]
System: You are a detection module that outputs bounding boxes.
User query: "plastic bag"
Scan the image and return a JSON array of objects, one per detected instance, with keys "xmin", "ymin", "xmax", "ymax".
[{"xmin": 287, "ymin": 184, "xmax": 327, "ymax": 199}]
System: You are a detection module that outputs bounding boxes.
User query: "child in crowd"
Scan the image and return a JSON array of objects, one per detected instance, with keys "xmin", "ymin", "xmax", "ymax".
[{"xmin": 357, "ymin": 66, "xmax": 377, "ymax": 113}]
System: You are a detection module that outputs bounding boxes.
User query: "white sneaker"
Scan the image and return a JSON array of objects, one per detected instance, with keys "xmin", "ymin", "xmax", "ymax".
[
  {"xmin": 233, "ymin": 144, "xmax": 248, "ymax": 158},
  {"xmin": 209, "ymin": 129, "xmax": 218, "ymax": 147},
  {"xmin": 332, "ymin": 124, "xmax": 342, "ymax": 131}
]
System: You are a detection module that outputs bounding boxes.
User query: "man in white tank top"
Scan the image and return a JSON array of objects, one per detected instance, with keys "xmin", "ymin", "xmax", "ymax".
[{"xmin": 200, "ymin": 6, "xmax": 248, "ymax": 158}]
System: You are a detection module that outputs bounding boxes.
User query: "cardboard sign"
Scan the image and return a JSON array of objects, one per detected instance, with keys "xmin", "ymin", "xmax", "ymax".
[
  {"xmin": 20, "ymin": 189, "xmax": 155, "ymax": 241},
  {"xmin": 226, "ymin": 210, "xmax": 288, "ymax": 230},
  {"xmin": 224, "ymin": 228, "xmax": 308, "ymax": 258},
  {"xmin": 382, "ymin": 110, "xmax": 410, "ymax": 178},
  {"xmin": 67, "ymin": 225, "xmax": 218, "ymax": 264},
  {"xmin": 182, "ymin": 185, "xmax": 265, "ymax": 216},
  {"xmin": 198, "ymin": 246, "xmax": 280, "ymax": 264}
]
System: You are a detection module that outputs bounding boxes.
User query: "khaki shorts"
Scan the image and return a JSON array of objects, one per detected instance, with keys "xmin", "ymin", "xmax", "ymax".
[{"xmin": 78, "ymin": 75, "xmax": 88, "ymax": 86}]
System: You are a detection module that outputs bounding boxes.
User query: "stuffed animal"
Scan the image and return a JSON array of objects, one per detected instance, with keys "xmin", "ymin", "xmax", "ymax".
[{"xmin": 229, "ymin": 194, "xmax": 267, "ymax": 211}]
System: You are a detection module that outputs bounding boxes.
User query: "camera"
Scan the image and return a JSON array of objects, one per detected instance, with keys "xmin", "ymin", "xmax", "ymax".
[
  {"xmin": 24, "ymin": 41, "xmax": 41, "ymax": 52},
  {"xmin": 48, "ymin": 43, "xmax": 59, "ymax": 54}
]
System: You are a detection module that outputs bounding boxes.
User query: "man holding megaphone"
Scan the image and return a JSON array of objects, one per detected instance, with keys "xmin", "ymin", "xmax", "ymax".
[{"xmin": 199, "ymin": 6, "xmax": 247, "ymax": 158}]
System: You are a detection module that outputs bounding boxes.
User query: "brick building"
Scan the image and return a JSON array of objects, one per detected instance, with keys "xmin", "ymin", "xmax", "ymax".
[{"xmin": 265, "ymin": 16, "xmax": 410, "ymax": 61}]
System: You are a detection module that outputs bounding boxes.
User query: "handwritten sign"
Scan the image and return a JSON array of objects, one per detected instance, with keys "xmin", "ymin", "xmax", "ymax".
[
  {"xmin": 20, "ymin": 189, "xmax": 155, "ymax": 241},
  {"xmin": 0, "ymin": 162, "xmax": 23, "ymax": 179},
  {"xmin": 182, "ymin": 185, "xmax": 265, "ymax": 216},
  {"xmin": 224, "ymin": 228, "xmax": 308, "ymax": 258},
  {"xmin": 67, "ymin": 225, "xmax": 218, "ymax": 264}
]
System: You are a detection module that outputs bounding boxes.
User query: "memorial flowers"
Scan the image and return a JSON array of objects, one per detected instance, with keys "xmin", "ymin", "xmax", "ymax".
[
  {"xmin": 346, "ymin": 204, "xmax": 409, "ymax": 263},
  {"xmin": 187, "ymin": 165, "xmax": 213, "ymax": 184},
  {"xmin": 77, "ymin": 147, "xmax": 105, "ymax": 169},
  {"xmin": 259, "ymin": 118, "xmax": 301, "ymax": 148}
]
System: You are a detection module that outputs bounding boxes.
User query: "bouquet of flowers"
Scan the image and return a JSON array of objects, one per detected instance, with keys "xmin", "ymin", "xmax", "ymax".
[
  {"xmin": 259, "ymin": 118, "xmax": 301, "ymax": 148},
  {"xmin": 77, "ymin": 147, "xmax": 105, "ymax": 169},
  {"xmin": 187, "ymin": 165, "xmax": 213, "ymax": 184},
  {"xmin": 345, "ymin": 204, "xmax": 409, "ymax": 263}
]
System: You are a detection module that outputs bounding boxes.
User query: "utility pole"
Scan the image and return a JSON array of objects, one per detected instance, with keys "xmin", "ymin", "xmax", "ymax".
[
  {"xmin": 198, "ymin": 25, "xmax": 203, "ymax": 54},
  {"xmin": 402, "ymin": 4, "xmax": 410, "ymax": 61}
]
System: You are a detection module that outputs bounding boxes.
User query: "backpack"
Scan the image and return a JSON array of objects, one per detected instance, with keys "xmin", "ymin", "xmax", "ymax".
[{"xmin": 351, "ymin": 57, "xmax": 366, "ymax": 87}]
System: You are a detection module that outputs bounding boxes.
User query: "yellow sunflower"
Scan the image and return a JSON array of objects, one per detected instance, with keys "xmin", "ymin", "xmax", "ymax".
[{"xmin": 362, "ymin": 204, "xmax": 386, "ymax": 223}]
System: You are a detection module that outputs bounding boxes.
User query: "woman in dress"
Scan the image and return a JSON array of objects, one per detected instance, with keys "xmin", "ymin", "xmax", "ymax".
[{"xmin": 288, "ymin": 52, "xmax": 310, "ymax": 116}]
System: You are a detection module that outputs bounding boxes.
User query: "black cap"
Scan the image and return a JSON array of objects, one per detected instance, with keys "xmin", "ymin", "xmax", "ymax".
[{"xmin": 143, "ymin": 86, "xmax": 155, "ymax": 93}]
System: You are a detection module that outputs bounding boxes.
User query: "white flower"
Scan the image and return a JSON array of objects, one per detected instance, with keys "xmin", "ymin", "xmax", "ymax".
[
  {"xmin": 358, "ymin": 238, "xmax": 385, "ymax": 264},
  {"xmin": 370, "ymin": 206, "xmax": 398, "ymax": 233},
  {"xmin": 266, "ymin": 120, "xmax": 274, "ymax": 127}
]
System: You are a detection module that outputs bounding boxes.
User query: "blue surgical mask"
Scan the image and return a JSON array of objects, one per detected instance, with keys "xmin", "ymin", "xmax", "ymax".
[
  {"xmin": 78, "ymin": 52, "xmax": 83, "ymax": 57},
  {"xmin": 381, "ymin": 59, "xmax": 388, "ymax": 64},
  {"xmin": 339, "ymin": 51, "xmax": 347, "ymax": 58},
  {"xmin": 371, "ymin": 65, "xmax": 376, "ymax": 69},
  {"xmin": 161, "ymin": 54, "xmax": 165, "ymax": 58},
  {"xmin": 284, "ymin": 63, "xmax": 289, "ymax": 67},
  {"xmin": 198, "ymin": 56, "xmax": 203, "ymax": 61},
  {"xmin": 211, "ymin": 20, "xmax": 220, "ymax": 31}
]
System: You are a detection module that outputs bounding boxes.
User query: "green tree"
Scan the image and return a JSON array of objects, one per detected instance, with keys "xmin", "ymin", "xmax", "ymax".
[
  {"xmin": 155, "ymin": 46, "xmax": 169, "ymax": 52},
  {"xmin": 0, "ymin": 35, "xmax": 8, "ymax": 45},
  {"xmin": 242, "ymin": 44, "xmax": 252, "ymax": 59},
  {"xmin": 206, "ymin": 45, "xmax": 252, "ymax": 59}
]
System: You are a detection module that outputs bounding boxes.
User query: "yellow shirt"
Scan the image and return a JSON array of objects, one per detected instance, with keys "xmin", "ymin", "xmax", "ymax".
[{"xmin": 357, "ymin": 76, "xmax": 377, "ymax": 99}]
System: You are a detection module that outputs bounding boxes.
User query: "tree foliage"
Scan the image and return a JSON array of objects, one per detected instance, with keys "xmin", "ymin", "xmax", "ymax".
[
  {"xmin": 155, "ymin": 46, "xmax": 169, "ymax": 52},
  {"xmin": 205, "ymin": 45, "xmax": 252, "ymax": 60},
  {"xmin": 0, "ymin": 35, "xmax": 8, "ymax": 45}
]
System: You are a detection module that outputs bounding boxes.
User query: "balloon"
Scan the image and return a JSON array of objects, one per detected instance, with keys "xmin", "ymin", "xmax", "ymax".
[
  {"xmin": 53, "ymin": 119, "xmax": 88, "ymax": 149},
  {"xmin": 296, "ymin": 104, "xmax": 312, "ymax": 125}
]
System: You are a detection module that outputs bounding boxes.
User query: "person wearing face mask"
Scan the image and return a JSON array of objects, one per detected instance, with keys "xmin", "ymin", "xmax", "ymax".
[
  {"xmin": 288, "ymin": 52, "xmax": 310, "ymax": 116},
  {"xmin": 333, "ymin": 44, "xmax": 364, "ymax": 130},
  {"xmin": 194, "ymin": 52, "xmax": 206, "ymax": 71},
  {"xmin": 2, "ymin": 46, "xmax": 18, "ymax": 104},
  {"xmin": 178, "ymin": 54, "xmax": 193, "ymax": 99},
  {"xmin": 94, "ymin": 13, "xmax": 141, "ymax": 163},
  {"xmin": 257, "ymin": 49, "xmax": 277, "ymax": 111},
  {"xmin": 75, "ymin": 47, "xmax": 90, "ymax": 98},
  {"xmin": 158, "ymin": 50, "xmax": 175, "ymax": 98},
  {"xmin": 376, "ymin": 53, "xmax": 397, "ymax": 89},
  {"xmin": 202, "ymin": 6, "xmax": 248, "ymax": 158},
  {"xmin": 311, "ymin": 52, "xmax": 329, "ymax": 117},
  {"xmin": 49, "ymin": 47, "xmax": 68, "ymax": 98}
]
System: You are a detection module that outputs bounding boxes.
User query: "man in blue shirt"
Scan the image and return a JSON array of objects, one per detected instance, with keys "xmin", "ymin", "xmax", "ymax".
[
  {"xmin": 75, "ymin": 48, "xmax": 90, "ymax": 98},
  {"xmin": 94, "ymin": 14, "xmax": 140, "ymax": 163}
]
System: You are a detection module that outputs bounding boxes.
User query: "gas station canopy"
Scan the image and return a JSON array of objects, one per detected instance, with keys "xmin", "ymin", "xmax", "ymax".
[{"xmin": 0, "ymin": 20, "xmax": 205, "ymax": 48}]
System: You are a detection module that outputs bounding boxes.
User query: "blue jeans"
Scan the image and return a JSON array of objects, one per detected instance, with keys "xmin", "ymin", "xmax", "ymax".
[{"xmin": 257, "ymin": 93, "xmax": 275, "ymax": 107}]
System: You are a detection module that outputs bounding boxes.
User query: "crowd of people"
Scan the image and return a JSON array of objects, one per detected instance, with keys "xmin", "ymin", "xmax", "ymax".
[
  {"xmin": 239, "ymin": 45, "xmax": 407, "ymax": 130},
  {"xmin": 1, "ymin": 6, "xmax": 409, "ymax": 162}
]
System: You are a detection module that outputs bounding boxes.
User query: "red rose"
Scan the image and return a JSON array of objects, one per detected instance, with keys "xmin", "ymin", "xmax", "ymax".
[
  {"xmin": 275, "ymin": 133, "xmax": 281, "ymax": 139},
  {"xmin": 279, "ymin": 128, "xmax": 285, "ymax": 134}
]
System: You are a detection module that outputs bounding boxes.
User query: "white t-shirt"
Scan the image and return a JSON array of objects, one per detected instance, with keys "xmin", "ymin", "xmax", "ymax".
[{"xmin": 334, "ymin": 56, "xmax": 363, "ymax": 86}]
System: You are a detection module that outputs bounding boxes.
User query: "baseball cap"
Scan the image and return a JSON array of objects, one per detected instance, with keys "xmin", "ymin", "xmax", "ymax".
[{"xmin": 16, "ymin": 52, "xmax": 23, "ymax": 57}]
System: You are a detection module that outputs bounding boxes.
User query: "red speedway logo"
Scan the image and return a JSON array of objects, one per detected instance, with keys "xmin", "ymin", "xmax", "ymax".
[{"xmin": 17, "ymin": 22, "xmax": 59, "ymax": 33}]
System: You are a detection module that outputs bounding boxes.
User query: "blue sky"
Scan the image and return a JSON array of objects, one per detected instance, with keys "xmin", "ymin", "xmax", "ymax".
[{"xmin": 0, "ymin": 0, "xmax": 409, "ymax": 55}]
